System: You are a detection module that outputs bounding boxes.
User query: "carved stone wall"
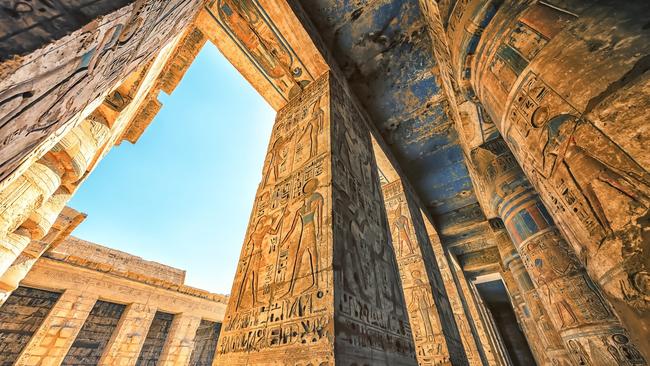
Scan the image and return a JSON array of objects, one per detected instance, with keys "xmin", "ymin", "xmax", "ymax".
[
  {"xmin": 62, "ymin": 300, "xmax": 127, "ymax": 365},
  {"xmin": 136, "ymin": 311, "xmax": 174, "ymax": 365},
  {"xmin": 189, "ymin": 320, "xmax": 222, "ymax": 366},
  {"xmin": 215, "ymin": 72, "xmax": 416, "ymax": 365},
  {"xmin": 0, "ymin": 286, "xmax": 61, "ymax": 365}
]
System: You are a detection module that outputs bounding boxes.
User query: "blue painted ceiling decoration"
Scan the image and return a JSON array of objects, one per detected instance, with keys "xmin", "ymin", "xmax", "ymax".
[{"xmin": 295, "ymin": 0, "xmax": 486, "ymax": 242}]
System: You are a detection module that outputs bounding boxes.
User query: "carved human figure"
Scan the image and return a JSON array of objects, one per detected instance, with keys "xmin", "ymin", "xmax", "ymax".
[
  {"xmin": 536, "ymin": 115, "xmax": 650, "ymax": 237},
  {"xmin": 236, "ymin": 210, "xmax": 285, "ymax": 310},
  {"xmin": 392, "ymin": 204, "xmax": 414, "ymax": 257},
  {"xmin": 262, "ymin": 131, "xmax": 294, "ymax": 185},
  {"xmin": 295, "ymin": 97, "xmax": 323, "ymax": 163},
  {"xmin": 218, "ymin": 0, "xmax": 295, "ymax": 80},
  {"xmin": 408, "ymin": 274, "xmax": 435, "ymax": 341},
  {"xmin": 281, "ymin": 178, "xmax": 323, "ymax": 296}
]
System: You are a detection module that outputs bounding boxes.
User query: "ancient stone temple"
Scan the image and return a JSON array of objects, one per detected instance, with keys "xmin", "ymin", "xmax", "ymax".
[{"xmin": 0, "ymin": 0, "xmax": 648, "ymax": 365}]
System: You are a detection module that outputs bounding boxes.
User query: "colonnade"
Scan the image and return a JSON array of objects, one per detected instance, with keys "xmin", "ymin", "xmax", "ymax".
[{"xmin": 2, "ymin": 240, "xmax": 225, "ymax": 366}]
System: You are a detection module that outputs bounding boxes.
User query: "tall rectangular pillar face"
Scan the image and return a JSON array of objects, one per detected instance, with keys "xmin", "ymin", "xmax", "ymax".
[
  {"xmin": 216, "ymin": 73, "xmax": 416, "ymax": 366},
  {"xmin": 381, "ymin": 180, "xmax": 467, "ymax": 366}
]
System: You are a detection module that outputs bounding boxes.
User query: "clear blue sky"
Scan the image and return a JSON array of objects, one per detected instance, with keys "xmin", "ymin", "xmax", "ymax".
[{"xmin": 68, "ymin": 43, "xmax": 275, "ymax": 295}]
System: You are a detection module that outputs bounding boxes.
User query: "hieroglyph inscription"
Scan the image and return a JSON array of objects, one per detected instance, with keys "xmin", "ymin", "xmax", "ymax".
[{"xmin": 217, "ymin": 75, "xmax": 332, "ymax": 364}]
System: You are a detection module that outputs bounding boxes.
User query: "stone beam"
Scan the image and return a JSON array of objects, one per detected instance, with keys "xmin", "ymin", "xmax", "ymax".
[{"xmin": 195, "ymin": 0, "xmax": 328, "ymax": 110}]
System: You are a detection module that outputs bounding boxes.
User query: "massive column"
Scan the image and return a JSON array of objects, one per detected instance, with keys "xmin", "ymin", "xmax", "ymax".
[
  {"xmin": 215, "ymin": 73, "xmax": 416, "ymax": 365},
  {"xmin": 0, "ymin": 207, "xmax": 85, "ymax": 305},
  {"xmin": 454, "ymin": 0, "xmax": 650, "ymax": 351},
  {"xmin": 491, "ymin": 218, "xmax": 571, "ymax": 366},
  {"xmin": 468, "ymin": 135, "xmax": 644, "ymax": 365},
  {"xmin": 499, "ymin": 269, "xmax": 548, "ymax": 365},
  {"xmin": 380, "ymin": 180, "xmax": 467, "ymax": 365}
]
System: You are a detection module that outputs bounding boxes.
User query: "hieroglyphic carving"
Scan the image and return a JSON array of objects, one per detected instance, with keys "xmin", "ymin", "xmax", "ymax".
[
  {"xmin": 62, "ymin": 300, "xmax": 126, "ymax": 365},
  {"xmin": 189, "ymin": 320, "xmax": 221, "ymax": 365},
  {"xmin": 217, "ymin": 73, "xmax": 416, "ymax": 365},
  {"xmin": 0, "ymin": 286, "xmax": 61, "ymax": 365},
  {"xmin": 329, "ymin": 75, "xmax": 416, "ymax": 365}
]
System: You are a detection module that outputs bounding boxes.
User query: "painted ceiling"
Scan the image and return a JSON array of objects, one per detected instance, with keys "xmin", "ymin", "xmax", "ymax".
[{"xmin": 294, "ymin": 0, "xmax": 487, "ymax": 243}]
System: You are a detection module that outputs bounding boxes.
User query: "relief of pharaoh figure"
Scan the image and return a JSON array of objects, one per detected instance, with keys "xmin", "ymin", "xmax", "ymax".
[
  {"xmin": 262, "ymin": 131, "xmax": 294, "ymax": 186},
  {"xmin": 235, "ymin": 210, "xmax": 285, "ymax": 310},
  {"xmin": 295, "ymin": 97, "xmax": 323, "ymax": 165},
  {"xmin": 392, "ymin": 204, "xmax": 415, "ymax": 257},
  {"xmin": 281, "ymin": 178, "xmax": 323, "ymax": 297},
  {"xmin": 536, "ymin": 114, "xmax": 650, "ymax": 239},
  {"xmin": 408, "ymin": 273, "xmax": 436, "ymax": 342}
]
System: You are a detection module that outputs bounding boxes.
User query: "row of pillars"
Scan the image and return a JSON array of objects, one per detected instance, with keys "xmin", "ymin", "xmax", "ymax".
[
  {"xmin": 0, "ymin": 39, "xmax": 175, "ymax": 306},
  {"xmin": 13, "ymin": 287, "xmax": 203, "ymax": 366}
]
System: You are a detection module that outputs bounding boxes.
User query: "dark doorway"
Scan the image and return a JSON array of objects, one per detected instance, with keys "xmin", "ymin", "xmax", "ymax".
[{"xmin": 476, "ymin": 280, "xmax": 536, "ymax": 366}]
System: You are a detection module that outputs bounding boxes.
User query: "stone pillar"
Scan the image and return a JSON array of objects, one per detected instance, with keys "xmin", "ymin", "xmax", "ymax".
[
  {"xmin": 0, "ymin": 161, "xmax": 61, "ymax": 271},
  {"xmin": 419, "ymin": 209, "xmax": 484, "ymax": 366},
  {"xmin": 158, "ymin": 314, "xmax": 202, "ymax": 366},
  {"xmin": 466, "ymin": 279, "xmax": 511, "ymax": 366},
  {"xmin": 447, "ymin": 254, "xmax": 503, "ymax": 366},
  {"xmin": 458, "ymin": 0, "xmax": 650, "ymax": 352},
  {"xmin": 215, "ymin": 73, "xmax": 416, "ymax": 365},
  {"xmin": 0, "ymin": 113, "xmax": 110, "ymax": 284},
  {"xmin": 380, "ymin": 180, "xmax": 467, "ymax": 365},
  {"xmin": 99, "ymin": 303, "xmax": 157, "ymax": 366},
  {"xmin": 493, "ymin": 219, "xmax": 571, "ymax": 366},
  {"xmin": 469, "ymin": 136, "xmax": 645, "ymax": 365},
  {"xmin": 15, "ymin": 289, "xmax": 97, "ymax": 365}
]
